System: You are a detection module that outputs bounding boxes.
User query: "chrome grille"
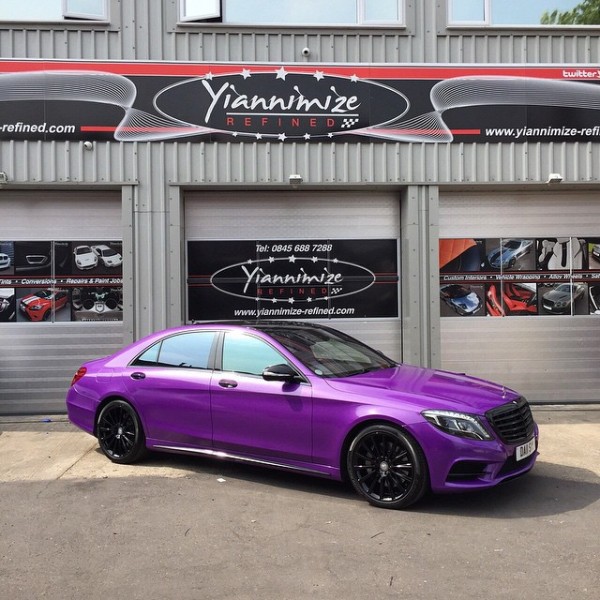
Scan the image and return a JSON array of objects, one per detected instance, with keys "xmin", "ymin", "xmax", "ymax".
[{"xmin": 485, "ymin": 397, "xmax": 535, "ymax": 444}]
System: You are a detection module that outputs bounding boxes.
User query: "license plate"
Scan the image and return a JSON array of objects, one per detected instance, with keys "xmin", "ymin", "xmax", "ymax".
[{"xmin": 515, "ymin": 438, "xmax": 536, "ymax": 461}]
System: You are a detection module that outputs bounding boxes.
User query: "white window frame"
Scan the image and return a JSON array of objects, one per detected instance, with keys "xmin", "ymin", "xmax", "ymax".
[
  {"xmin": 180, "ymin": 0, "xmax": 221, "ymax": 22},
  {"xmin": 63, "ymin": 0, "xmax": 108, "ymax": 21},
  {"xmin": 180, "ymin": 0, "xmax": 405, "ymax": 26}
]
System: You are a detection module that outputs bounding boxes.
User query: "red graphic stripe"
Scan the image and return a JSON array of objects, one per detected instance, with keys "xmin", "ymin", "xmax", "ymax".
[
  {"xmin": 369, "ymin": 128, "xmax": 481, "ymax": 136},
  {"xmin": 81, "ymin": 126, "xmax": 195, "ymax": 132},
  {"xmin": 81, "ymin": 126, "xmax": 482, "ymax": 136},
  {"xmin": 0, "ymin": 59, "xmax": 597, "ymax": 81}
]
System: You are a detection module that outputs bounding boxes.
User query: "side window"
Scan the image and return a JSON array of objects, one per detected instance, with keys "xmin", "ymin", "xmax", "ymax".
[
  {"xmin": 222, "ymin": 332, "xmax": 288, "ymax": 376},
  {"xmin": 133, "ymin": 342, "xmax": 161, "ymax": 366},
  {"xmin": 132, "ymin": 331, "xmax": 216, "ymax": 369}
]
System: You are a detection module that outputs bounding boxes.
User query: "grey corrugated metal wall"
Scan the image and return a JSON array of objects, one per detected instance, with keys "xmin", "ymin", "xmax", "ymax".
[
  {"xmin": 4, "ymin": 140, "xmax": 599, "ymax": 186},
  {"xmin": 2, "ymin": 2, "xmax": 599, "ymax": 64},
  {"xmin": 0, "ymin": 1, "xmax": 599, "ymax": 411}
]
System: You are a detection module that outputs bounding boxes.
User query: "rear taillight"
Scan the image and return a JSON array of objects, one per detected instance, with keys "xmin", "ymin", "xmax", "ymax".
[{"xmin": 70, "ymin": 367, "xmax": 87, "ymax": 387}]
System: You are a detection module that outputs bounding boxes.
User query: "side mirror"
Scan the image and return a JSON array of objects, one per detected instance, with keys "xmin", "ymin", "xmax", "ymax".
[{"xmin": 262, "ymin": 363, "xmax": 302, "ymax": 383}]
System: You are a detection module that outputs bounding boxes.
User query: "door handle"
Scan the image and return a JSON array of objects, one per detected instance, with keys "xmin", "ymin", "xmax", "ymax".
[
  {"xmin": 130, "ymin": 372, "xmax": 146, "ymax": 380},
  {"xmin": 218, "ymin": 379, "xmax": 238, "ymax": 389}
]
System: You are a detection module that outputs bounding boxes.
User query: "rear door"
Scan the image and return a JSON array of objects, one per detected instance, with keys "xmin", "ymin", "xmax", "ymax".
[{"xmin": 123, "ymin": 330, "xmax": 218, "ymax": 448}]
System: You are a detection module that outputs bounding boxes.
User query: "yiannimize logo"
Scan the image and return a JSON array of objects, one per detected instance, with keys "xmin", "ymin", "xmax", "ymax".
[
  {"xmin": 210, "ymin": 256, "xmax": 376, "ymax": 303},
  {"xmin": 154, "ymin": 69, "xmax": 410, "ymax": 141}
]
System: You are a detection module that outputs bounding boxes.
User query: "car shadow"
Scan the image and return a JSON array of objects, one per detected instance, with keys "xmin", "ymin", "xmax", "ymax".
[
  {"xmin": 118, "ymin": 450, "xmax": 599, "ymax": 517},
  {"xmin": 417, "ymin": 461, "xmax": 599, "ymax": 518},
  {"xmin": 118, "ymin": 449, "xmax": 358, "ymax": 503}
]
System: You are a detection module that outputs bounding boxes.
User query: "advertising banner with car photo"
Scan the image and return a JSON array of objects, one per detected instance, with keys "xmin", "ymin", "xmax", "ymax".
[
  {"xmin": 439, "ymin": 237, "xmax": 600, "ymax": 318},
  {"xmin": 187, "ymin": 239, "xmax": 398, "ymax": 321},
  {"xmin": 0, "ymin": 240, "xmax": 123, "ymax": 323},
  {"xmin": 2, "ymin": 60, "xmax": 600, "ymax": 144}
]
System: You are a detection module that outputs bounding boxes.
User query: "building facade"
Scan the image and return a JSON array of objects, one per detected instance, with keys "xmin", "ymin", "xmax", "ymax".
[{"xmin": 1, "ymin": 0, "xmax": 600, "ymax": 414}]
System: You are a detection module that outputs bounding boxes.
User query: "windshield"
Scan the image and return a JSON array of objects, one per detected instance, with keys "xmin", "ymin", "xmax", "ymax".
[
  {"xmin": 262, "ymin": 325, "xmax": 396, "ymax": 378},
  {"xmin": 445, "ymin": 285, "xmax": 470, "ymax": 297}
]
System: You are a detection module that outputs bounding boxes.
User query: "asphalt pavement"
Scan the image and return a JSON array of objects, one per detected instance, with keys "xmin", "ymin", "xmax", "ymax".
[{"xmin": 0, "ymin": 405, "xmax": 599, "ymax": 600}]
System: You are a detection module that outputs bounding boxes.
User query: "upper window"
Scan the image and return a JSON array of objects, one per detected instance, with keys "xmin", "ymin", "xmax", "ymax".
[
  {"xmin": 448, "ymin": 0, "xmax": 600, "ymax": 26},
  {"xmin": 0, "ymin": 0, "xmax": 107, "ymax": 22},
  {"xmin": 181, "ymin": 0, "xmax": 405, "ymax": 26}
]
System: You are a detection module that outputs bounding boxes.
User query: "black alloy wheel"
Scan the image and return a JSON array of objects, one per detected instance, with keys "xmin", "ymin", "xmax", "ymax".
[
  {"xmin": 96, "ymin": 399, "xmax": 147, "ymax": 464},
  {"xmin": 347, "ymin": 424, "xmax": 428, "ymax": 509}
]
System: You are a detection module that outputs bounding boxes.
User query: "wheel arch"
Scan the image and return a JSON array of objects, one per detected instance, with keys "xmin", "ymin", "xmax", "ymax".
[
  {"xmin": 93, "ymin": 394, "xmax": 139, "ymax": 437},
  {"xmin": 338, "ymin": 417, "xmax": 426, "ymax": 483}
]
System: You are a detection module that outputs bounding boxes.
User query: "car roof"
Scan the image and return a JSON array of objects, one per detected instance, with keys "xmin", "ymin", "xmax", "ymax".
[{"xmin": 193, "ymin": 320, "xmax": 338, "ymax": 333}]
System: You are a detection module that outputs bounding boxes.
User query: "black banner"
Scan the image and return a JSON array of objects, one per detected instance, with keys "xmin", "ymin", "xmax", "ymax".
[
  {"xmin": 2, "ymin": 61, "xmax": 600, "ymax": 143},
  {"xmin": 187, "ymin": 239, "xmax": 398, "ymax": 321}
]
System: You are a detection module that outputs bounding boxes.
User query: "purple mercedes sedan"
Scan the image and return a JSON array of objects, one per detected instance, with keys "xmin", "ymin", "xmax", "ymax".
[{"xmin": 66, "ymin": 321, "xmax": 538, "ymax": 509}]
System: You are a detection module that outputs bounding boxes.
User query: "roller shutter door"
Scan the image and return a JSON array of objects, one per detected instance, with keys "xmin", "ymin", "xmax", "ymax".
[
  {"xmin": 439, "ymin": 191, "xmax": 600, "ymax": 403},
  {"xmin": 0, "ymin": 191, "xmax": 123, "ymax": 415},
  {"xmin": 184, "ymin": 190, "xmax": 402, "ymax": 359}
]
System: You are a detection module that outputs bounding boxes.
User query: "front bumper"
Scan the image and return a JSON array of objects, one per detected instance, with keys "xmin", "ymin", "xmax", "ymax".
[
  {"xmin": 409, "ymin": 421, "xmax": 539, "ymax": 494},
  {"xmin": 20, "ymin": 304, "xmax": 45, "ymax": 321}
]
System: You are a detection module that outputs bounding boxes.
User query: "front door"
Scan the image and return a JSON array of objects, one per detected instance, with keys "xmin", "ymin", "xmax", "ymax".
[{"xmin": 210, "ymin": 331, "xmax": 312, "ymax": 463}]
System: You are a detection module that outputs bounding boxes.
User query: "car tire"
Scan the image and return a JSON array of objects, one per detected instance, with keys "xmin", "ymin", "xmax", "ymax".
[
  {"xmin": 96, "ymin": 399, "xmax": 147, "ymax": 464},
  {"xmin": 346, "ymin": 424, "xmax": 429, "ymax": 509}
]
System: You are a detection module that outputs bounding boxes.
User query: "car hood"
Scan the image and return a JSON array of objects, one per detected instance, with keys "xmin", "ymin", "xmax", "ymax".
[
  {"xmin": 489, "ymin": 247, "xmax": 513, "ymax": 264},
  {"xmin": 452, "ymin": 292, "xmax": 480, "ymax": 311},
  {"xmin": 324, "ymin": 364, "xmax": 518, "ymax": 413},
  {"xmin": 21, "ymin": 295, "xmax": 47, "ymax": 306},
  {"xmin": 544, "ymin": 289, "xmax": 571, "ymax": 302}
]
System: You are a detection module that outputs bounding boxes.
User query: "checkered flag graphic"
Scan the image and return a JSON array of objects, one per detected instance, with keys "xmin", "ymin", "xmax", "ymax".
[{"xmin": 341, "ymin": 118, "xmax": 360, "ymax": 129}]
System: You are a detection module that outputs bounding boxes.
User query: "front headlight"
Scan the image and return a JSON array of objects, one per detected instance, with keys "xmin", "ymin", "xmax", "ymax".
[{"xmin": 422, "ymin": 410, "xmax": 493, "ymax": 441}]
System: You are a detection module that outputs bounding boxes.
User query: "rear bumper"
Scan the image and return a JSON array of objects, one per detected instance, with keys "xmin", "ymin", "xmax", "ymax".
[{"xmin": 65, "ymin": 389, "xmax": 96, "ymax": 436}]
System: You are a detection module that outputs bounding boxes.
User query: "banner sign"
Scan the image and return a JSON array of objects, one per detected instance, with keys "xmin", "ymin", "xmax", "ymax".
[
  {"xmin": 187, "ymin": 239, "xmax": 398, "ymax": 321},
  {"xmin": 1, "ymin": 60, "xmax": 600, "ymax": 143},
  {"xmin": 439, "ymin": 237, "xmax": 600, "ymax": 318},
  {"xmin": 0, "ymin": 240, "xmax": 123, "ymax": 323}
]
